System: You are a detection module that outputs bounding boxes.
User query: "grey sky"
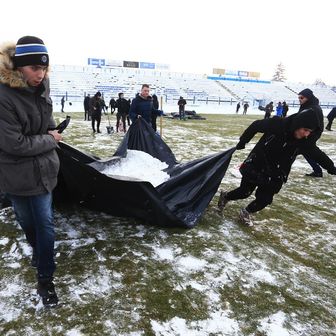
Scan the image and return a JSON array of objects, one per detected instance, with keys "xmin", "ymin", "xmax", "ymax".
[{"xmin": 2, "ymin": 0, "xmax": 334, "ymax": 84}]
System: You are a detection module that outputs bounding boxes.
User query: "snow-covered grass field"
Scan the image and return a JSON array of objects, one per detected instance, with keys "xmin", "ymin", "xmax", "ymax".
[{"xmin": 1, "ymin": 111, "xmax": 335, "ymax": 336}]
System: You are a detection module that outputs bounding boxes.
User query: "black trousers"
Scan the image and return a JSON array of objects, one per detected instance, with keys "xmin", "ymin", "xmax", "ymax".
[
  {"xmin": 91, "ymin": 114, "xmax": 101, "ymax": 132},
  {"xmin": 326, "ymin": 117, "xmax": 334, "ymax": 130},
  {"xmin": 151, "ymin": 115, "xmax": 158, "ymax": 132},
  {"xmin": 303, "ymin": 154, "xmax": 322, "ymax": 175},
  {"xmin": 84, "ymin": 109, "xmax": 90, "ymax": 120},
  {"xmin": 116, "ymin": 113, "xmax": 127, "ymax": 132},
  {"xmin": 226, "ymin": 176, "xmax": 282, "ymax": 213}
]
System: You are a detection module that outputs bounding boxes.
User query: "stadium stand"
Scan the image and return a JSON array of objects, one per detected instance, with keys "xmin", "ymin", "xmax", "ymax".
[{"xmin": 49, "ymin": 65, "xmax": 336, "ymax": 110}]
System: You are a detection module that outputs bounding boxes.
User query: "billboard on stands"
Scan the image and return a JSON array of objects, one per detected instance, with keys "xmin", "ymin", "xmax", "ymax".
[
  {"xmin": 248, "ymin": 71, "xmax": 260, "ymax": 78},
  {"xmin": 88, "ymin": 58, "xmax": 105, "ymax": 66},
  {"xmin": 238, "ymin": 70, "xmax": 249, "ymax": 77},
  {"xmin": 224, "ymin": 69, "xmax": 239, "ymax": 76},
  {"xmin": 140, "ymin": 62, "xmax": 155, "ymax": 69},
  {"xmin": 211, "ymin": 67, "xmax": 261, "ymax": 78},
  {"xmin": 156, "ymin": 63, "xmax": 170, "ymax": 70},
  {"xmin": 106, "ymin": 59, "xmax": 123, "ymax": 67},
  {"xmin": 123, "ymin": 61, "xmax": 139, "ymax": 68},
  {"xmin": 213, "ymin": 68, "xmax": 225, "ymax": 75}
]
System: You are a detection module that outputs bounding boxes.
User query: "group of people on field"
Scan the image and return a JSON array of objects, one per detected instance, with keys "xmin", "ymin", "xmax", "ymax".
[
  {"xmin": 83, "ymin": 86, "xmax": 162, "ymax": 133},
  {"xmin": 263, "ymin": 101, "xmax": 289, "ymax": 119},
  {"xmin": 0, "ymin": 35, "xmax": 335, "ymax": 307}
]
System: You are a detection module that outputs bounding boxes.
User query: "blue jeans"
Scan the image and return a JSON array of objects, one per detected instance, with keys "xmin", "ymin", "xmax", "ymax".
[
  {"xmin": 303, "ymin": 155, "xmax": 323, "ymax": 175},
  {"xmin": 8, "ymin": 192, "xmax": 56, "ymax": 279}
]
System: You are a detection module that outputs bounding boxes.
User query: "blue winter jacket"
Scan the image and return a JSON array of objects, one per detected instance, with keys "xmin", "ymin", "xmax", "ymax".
[
  {"xmin": 129, "ymin": 94, "xmax": 162, "ymax": 124},
  {"xmin": 276, "ymin": 105, "xmax": 283, "ymax": 117}
]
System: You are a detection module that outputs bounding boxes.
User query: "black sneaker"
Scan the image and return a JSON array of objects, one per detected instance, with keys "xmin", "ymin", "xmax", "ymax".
[
  {"xmin": 305, "ymin": 172, "xmax": 323, "ymax": 178},
  {"xmin": 239, "ymin": 208, "xmax": 254, "ymax": 227},
  {"xmin": 37, "ymin": 279, "xmax": 58, "ymax": 306},
  {"xmin": 31, "ymin": 249, "xmax": 37, "ymax": 268},
  {"xmin": 218, "ymin": 191, "xmax": 229, "ymax": 211}
]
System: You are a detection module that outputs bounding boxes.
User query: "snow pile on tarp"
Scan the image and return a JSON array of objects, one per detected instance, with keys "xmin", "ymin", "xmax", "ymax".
[
  {"xmin": 101, "ymin": 150, "xmax": 170, "ymax": 187},
  {"xmin": 55, "ymin": 118, "xmax": 234, "ymax": 228}
]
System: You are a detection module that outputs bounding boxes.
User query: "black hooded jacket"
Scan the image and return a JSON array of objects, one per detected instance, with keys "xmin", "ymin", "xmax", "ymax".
[
  {"xmin": 298, "ymin": 95, "xmax": 324, "ymax": 142},
  {"xmin": 237, "ymin": 114, "xmax": 335, "ymax": 183}
]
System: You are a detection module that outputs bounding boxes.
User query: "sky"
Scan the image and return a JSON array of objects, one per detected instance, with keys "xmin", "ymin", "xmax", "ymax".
[{"xmin": 1, "ymin": 0, "xmax": 335, "ymax": 85}]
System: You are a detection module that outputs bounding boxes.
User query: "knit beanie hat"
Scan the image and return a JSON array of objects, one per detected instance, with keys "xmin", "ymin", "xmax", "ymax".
[
  {"xmin": 291, "ymin": 108, "xmax": 318, "ymax": 131},
  {"xmin": 298, "ymin": 88, "xmax": 314, "ymax": 100},
  {"xmin": 13, "ymin": 36, "xmax": 49, "ymax": 68}
]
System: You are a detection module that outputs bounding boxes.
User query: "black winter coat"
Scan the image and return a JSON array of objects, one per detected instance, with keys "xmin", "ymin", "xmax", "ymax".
[
  {"xmin": 84, "ymin": 96, "xmax": 90, "ymax": 111},
  {"xmin": 298, "ymin": 96, "xmax": 323, "ymax": 141},
  {"xmin": 89, "ymin": 97, "xmax": 102, "ymax": 117},
  {"xmin": 327, "ymin": 107, "xmax": 336, "ymax": 121},
  {"xmin": 238, "ymin": 116, "xmax": 335, "ymax": 184},
  {"xmin": 115, "ymin": 98, "xmax": 130, "ymax": 115}
]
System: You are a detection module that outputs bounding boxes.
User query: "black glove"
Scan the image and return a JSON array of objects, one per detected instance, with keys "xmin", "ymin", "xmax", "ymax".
[
  {"xmin": 327, "ymin": 166, "xmax": 336, "ymax": 175},
  {"xmin": 236, "ymin": 141, "xmax": 245, "ymax": 150}
]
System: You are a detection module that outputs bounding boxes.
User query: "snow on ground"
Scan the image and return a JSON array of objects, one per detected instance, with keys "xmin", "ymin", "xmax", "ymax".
[
  {"xmin": 0, "ymin": 113, "xmax": 335, "ymax": 335},
  {"xmin": 101, "ymin": 149, "xmax": 170, "ymax": 187}
]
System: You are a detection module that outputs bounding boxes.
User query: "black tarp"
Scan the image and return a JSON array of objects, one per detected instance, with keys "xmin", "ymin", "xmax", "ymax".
[{"xmin": 55, "ymin": 119, "xmax": 235, "ymax": 228}]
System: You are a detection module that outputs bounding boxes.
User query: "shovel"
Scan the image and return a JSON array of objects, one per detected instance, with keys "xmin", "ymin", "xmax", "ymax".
[{"xmin": 106, "ymin": 113, "xmax": 114, "ymax": 134}]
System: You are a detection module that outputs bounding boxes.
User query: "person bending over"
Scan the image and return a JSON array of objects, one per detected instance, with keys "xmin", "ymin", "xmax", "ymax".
[{"xmin": 218, "ymin": 109, "xmax": 336, "ymax": 226}]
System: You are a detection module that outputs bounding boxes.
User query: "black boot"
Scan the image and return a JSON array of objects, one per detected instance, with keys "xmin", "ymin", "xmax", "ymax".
[
  {"xmin": 218, "ymin": 190, "xmax": 229, "ymax": 212},
  {"xmin": 37, "ymin": 278, "xmax": 58, "ymax": 306},
  {"xmin": 305, "ymin": 172, "xmax": 323, "ymax": 178},
  {"xmin": 31, "ymin": 248, "xmax": 37, "ymax": 268}
]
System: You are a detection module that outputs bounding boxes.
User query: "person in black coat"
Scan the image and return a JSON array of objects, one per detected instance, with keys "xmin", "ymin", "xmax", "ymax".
[
  {"xmin": 151, "ymin": 94, "xmax": 159, "ymax": 131},
  {"xmin": 84, "ymin": 94, "xmax": 91, "ymax": 120},
  {"xmin": 61, "ymin": 96, "xmax": 65, "ymax": 112},
  {"xmin": 109, "ymin": 97, "xmax": 116, "ymax": 114},
  {"xmin": 325, "ymin": 106, "xmax": 336, "ymax": 131},
  {"xmin": 178, "ymin": 96, "xmax": 187, "ymax": 120},
  {"xmin": 115, "ymin": 92, "xmax": 130, "ymax": 132},
  {"xmin": 218, "ymin": 108, "xmax": 336, "ymax": 226},
  {"xmin": 243, "ymin": 102, "xmax": 249, "ymax": 115},
  {"xmin": 297, "ymin": 89, "xmax": 325, "ymax": 177},
  {"xmin": 236, "ymin": 102, "xmax": 241, "ymax": 113},
  {"xmin": 264, "ymin": 102, "xmax": 273, "ymax": 119},
  {"xmin": 90, "ymin": 91, "xmax": 103, "ymax": 133}
]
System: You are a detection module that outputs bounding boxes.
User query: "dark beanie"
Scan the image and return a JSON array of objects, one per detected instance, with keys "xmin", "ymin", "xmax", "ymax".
[
  {"xmin": 291, "ymin": 108, "xmax": 318, "ymax": 131},
  {"xmin": 118, "ymin": 92, "xmax": 123, "ymax": 98},
  {"xmin": 13, "ymin": 36, "xmax": 49, "ymax": 68},
  {"xmin": 298, "ymin": 88, "xmax": 314, "ymax": 100}
]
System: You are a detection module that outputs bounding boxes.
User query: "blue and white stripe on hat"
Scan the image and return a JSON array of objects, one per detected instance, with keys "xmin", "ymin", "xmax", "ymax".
[{"xmin": 15, "ymin": 43, "xmax": 48, "ymax": 57}]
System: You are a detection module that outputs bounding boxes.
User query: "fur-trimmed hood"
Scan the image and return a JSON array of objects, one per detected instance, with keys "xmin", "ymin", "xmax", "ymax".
[{"xmin": 0, "ymin": 42, "xmax": 49, "ymax": 88}]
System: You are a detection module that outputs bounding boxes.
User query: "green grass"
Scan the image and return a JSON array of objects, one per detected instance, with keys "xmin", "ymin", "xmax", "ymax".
[{"xmin": 0, "ymin": 112, "xmax": 335, "ymax": 335}]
